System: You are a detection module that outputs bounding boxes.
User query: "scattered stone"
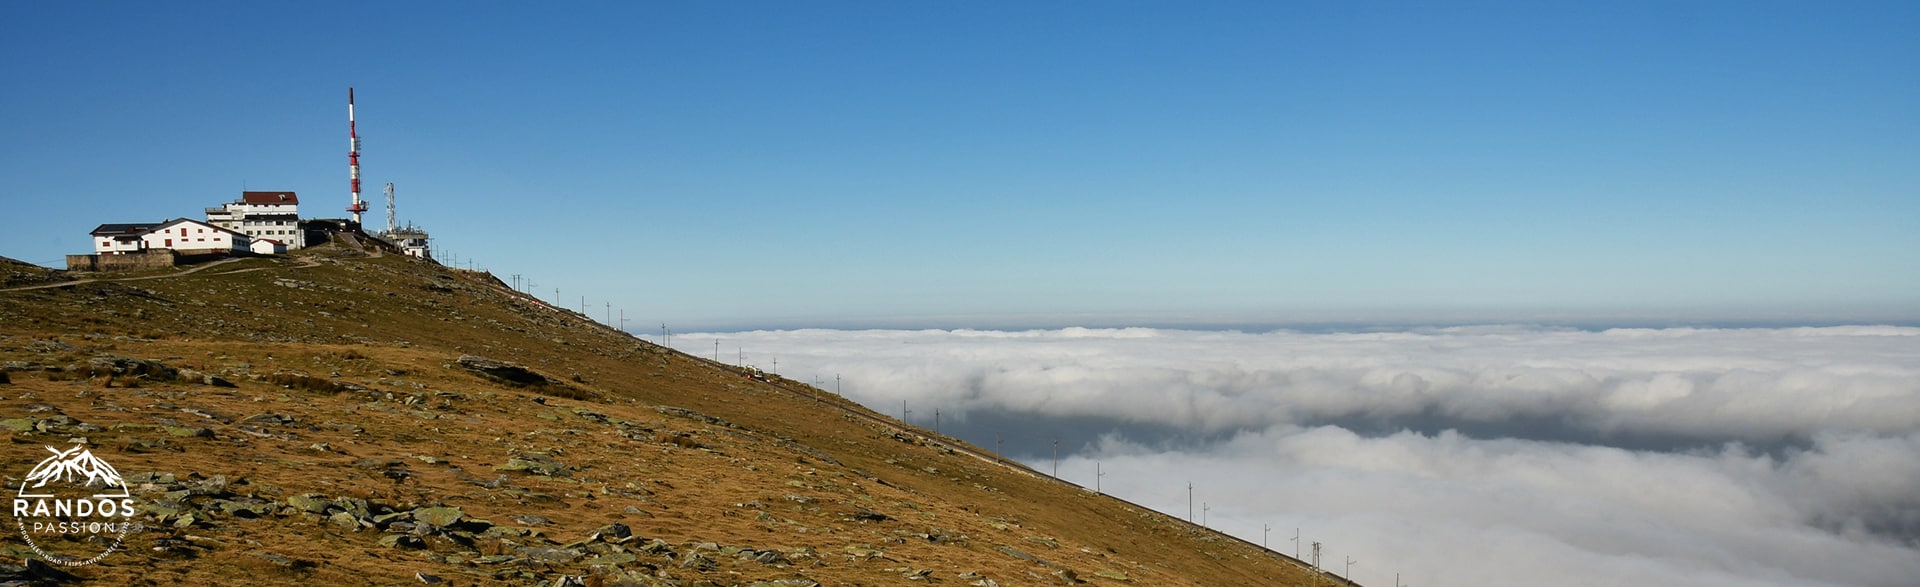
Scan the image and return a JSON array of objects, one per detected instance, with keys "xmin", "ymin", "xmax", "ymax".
[
  {"xmin": 165, "ymin": 426, "xmax": 214, "ymax": 438},
  {"xmin": 590, "ymin": 552, "xmax": 638, "ymax": 567},
  {"xmin": 246, "ymin": 551, "xmax": 305, "ymax": 568},
  {"xmin": 514, "ymin": 546, "xmax": 582, "ymax": 564},
  {"xmin": 455, "ymin": 355, "xmax": 552, "ymax": 386},
  {"xmin": 1051, "ymin": 569, "xmax": 1081, "ymax": 584},
  {"xmin": 240, "ymin": 413, "xmax": 294, "ymax": 425},
  {"xmin": 329, "ymin": 512, "xmax": 361, "ymax": 530},
  {"xmin": 752, "ymin": 550, "xmax": 789, "ymax": 565},
  {"xmin": 89, "ymin": 354, "xmax": 178, "ymax": 379},
  {"xmin": 412, "ymin": 506, "xmax": 464, "ymax": 528},
  {"xmin": 218, "ymin": 499, "xmax": 274, "ymax": 518},
  {"xmin": 27, "ymin": 340, "xmax": 73, "ymax": 353},
  {"xmin": 677, "ymin": 551, "xmax": 717, "ymax": 571},
  {"xmin": 415, "ymin": 572, "xmax": 444, "ymax": 584},
  {"xmin": 378, "ymin": 534, "xmax": 425, "ymax": 549},
  {"xmin": 287, "ymin": 494, "xmax": 330, "ymax": 514},
  {"xmin": 593, "ymin": 523, "xmax": 632, "ymax": 541},
  {"xmin": 512, "ymin": 514, "xmax": 554, "ymax": 526},
  {"xmin": 187, "ymin": 475, "xmax": 230, "ymax": 496},
  {"xmin": 1094, "ymin": 568, "xmax": 1130, "ymax": 581},
  {"xmin": 331, "ymin": 497, "xmax": 372, "ymax": 519},
  {"xmin": 996, "ymin": 545, "xmax": 1059, "ymax": 568},
  {"xmin": 495, "ymin": 453, "xmax": 569, "ymax": 477},
  {"xmin": 353, "ymin": 458, "xmax": 404, "ymax": 470}
]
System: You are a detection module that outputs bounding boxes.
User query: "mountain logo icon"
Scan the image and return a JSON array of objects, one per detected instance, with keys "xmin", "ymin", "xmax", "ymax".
[{"xmin": 20, "ymin": 446, "xmax": 129, "ymax": 498}]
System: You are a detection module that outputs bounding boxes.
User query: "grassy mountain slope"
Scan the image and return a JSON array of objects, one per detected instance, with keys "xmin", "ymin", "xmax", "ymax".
[{"xmin": 0, "ymin": 246, "xmax": 1333, "ymax": 586}]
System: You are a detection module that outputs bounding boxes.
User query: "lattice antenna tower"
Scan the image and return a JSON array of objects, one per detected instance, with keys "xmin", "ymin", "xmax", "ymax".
[{"xmin": 385, "ymin": 182, "xmax": 397, "ymax": 234}]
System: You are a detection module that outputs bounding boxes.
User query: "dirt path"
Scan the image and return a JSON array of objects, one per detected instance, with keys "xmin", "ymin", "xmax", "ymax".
[
  {"xmin": 0, "ymin": 253, "xmax": 331, "ymax": 293},
  {"xmin": 0, "ymin": 257, "xmax": 248, "ymax": 292}
]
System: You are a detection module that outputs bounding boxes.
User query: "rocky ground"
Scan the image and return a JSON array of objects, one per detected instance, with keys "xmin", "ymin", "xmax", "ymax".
[{"xmin": 0, "ymin": 245, "xmax": 1329, "ymax": 586}]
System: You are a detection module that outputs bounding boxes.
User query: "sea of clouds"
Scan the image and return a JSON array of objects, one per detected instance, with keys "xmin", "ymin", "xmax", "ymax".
[{"xmin": 674, "ymin": 325, "xmax": 1920, "ymax": 587}]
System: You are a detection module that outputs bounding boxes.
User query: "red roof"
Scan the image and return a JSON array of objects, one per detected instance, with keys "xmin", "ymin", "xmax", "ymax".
[{"xmin": 241, "ymin": 191, "xmax": 299, "ymax": 205}]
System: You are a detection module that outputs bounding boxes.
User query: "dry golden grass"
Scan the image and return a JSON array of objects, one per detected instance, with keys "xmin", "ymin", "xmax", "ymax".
[{"xmin": 0, "ymin": 244, "xmax": 1337, "ymax": 586}]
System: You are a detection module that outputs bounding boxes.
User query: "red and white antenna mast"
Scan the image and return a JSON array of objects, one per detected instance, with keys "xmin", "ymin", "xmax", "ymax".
[{"xmin": 346, "ymin": 87, "xmax": 369, "ymax": 224}]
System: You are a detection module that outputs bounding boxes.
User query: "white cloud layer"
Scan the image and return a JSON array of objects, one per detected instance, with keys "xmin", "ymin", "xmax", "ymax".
[{"xmin": 677, "ymin": 326, "xmax": 1920, "ymax": 587}]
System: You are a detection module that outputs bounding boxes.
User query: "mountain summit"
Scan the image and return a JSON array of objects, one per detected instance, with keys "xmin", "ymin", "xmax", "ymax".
[{"xmin": 0, "ymin": 245, "xmax": 1336, "ymax": 585}]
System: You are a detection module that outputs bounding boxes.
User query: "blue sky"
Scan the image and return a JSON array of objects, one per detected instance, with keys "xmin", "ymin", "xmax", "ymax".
[{"xmin": 3, "ymin": 2, "xmax": 1915, "ymax": 329}]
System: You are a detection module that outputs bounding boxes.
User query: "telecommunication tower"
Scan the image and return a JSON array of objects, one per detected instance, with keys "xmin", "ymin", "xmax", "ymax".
[{"xmin": 346, "ymin": 87, "xmax": 369, "ymax": 224}]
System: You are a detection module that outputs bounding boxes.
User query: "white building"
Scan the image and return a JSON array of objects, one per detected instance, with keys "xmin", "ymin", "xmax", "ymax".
[
  {"xmin": 382, "ymin": 225, "xmax": 433, "ymax": 259},
  {"xmin": 90, "ymin": 222, "xmax": 162, "ymax": 254},
  {"xmin": 207, "ymin": 191, "xmax": 306, "ymax": 249},
  {"xmin": 140, "ymin": 218, "xmax": 252, "ymax": 255},
  {"xmin": 250, "ymin": 238, "xmax": 287, "ymax": 255}
]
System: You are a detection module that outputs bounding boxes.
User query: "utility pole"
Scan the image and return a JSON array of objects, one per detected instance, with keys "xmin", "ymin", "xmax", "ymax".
[
  {"xmin": 1051, "ymin": 438, "xmax": 1059, "ymax": 478},
  {"xmin": 1096, "ymin": 462, "xmax": 1105, "ymax": 494},
  {"xmin": 1264, "ymin": 524, "xmax": 1270, "ymax": 549},
  {"xmin": 772, "ymin": 358, "xmax": 777, "ymax": 373},
  {"xmin": 1346, "ymin": 556, "xmax": 1357, "ymax": 580},
  {"xmin": 1188, "ymin": 482, "xmax": 1194, "ymax": 522},
  {"xmin": 604, "ymin": 301, "xmax": 610, "ymax": 325},
  {"xmin": 1397, "ymin": 572, "xmax": 1405, "ymax": 587},
  {"xmin": 835, "ymin": 374, "xmax": 841, "ymax": 395},
  {"xmin": 933, "ymin": 408, "xmax": 939, "ymax": 434},
  {"xmin": 619, "ymin": 310, "xmax": 628, "ymax": 334},
  {"xmin": 1311, "ymin": 542, "xmax": 1321, "ymax": 571},
  {"xmin": 1293, "ymin": 528, "xmax": 1301, "ymax": 559},
  {"xmin": 579, "ymin": 296, "xmax": 585, "ymax": 314},
  {"xmin": 994, "ymin": 433, "xmax": 1002, "ymax": 458},
  {"xmin": 1203, "ymin": 503, "xmax": 1210, "ymax": 528},
  {"xmin": 714, "ymin": 339, "xmax": 720, "ymax": 362}
]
